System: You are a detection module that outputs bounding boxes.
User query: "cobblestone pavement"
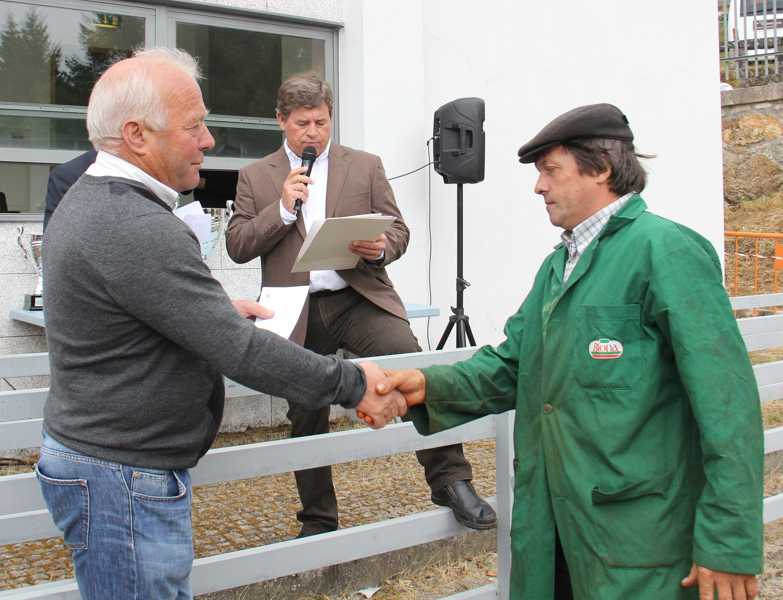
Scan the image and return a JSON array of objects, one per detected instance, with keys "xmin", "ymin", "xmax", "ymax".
[{"xmin": 0, "ymin": 424, "xmax": 498, "ymax": 592}]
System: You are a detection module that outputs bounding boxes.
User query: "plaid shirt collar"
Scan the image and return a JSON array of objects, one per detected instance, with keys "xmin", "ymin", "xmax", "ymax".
[{"xmin": 561, "ymin": 192, "xmax": 634, "ymax": 283}]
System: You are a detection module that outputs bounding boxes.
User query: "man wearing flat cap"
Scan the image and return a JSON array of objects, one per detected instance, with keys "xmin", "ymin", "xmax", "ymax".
[{"xmin": 376, "ymin": 104, "xmax": 764, "ymax": 599}]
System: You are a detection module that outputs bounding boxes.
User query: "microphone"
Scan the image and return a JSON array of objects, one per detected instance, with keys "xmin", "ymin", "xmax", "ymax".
[{"xmin": 294, "ymin": 146, "xmax": 317, "ymax": 214}]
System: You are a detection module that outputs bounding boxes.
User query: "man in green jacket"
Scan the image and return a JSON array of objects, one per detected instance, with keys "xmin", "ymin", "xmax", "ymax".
[{"xmin": 374, "ymin": 104, "xmax": 764, "ymax": 600}]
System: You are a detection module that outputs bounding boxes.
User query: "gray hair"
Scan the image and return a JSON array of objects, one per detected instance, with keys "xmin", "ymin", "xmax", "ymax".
[
  {"xmin": 87, "ymin": 47, "xmax": 202, "ymax": 152},
  {"xmin": 276, "ymin": 71, "xmax": 333, "ymax": 120}
]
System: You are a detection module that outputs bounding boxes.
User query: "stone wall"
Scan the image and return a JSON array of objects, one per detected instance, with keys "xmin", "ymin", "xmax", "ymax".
[{"xmin": 722, "ymin": 83, "xmax": 783, "ymax": 203}]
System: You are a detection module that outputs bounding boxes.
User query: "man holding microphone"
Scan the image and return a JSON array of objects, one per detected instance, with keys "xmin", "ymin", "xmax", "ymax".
[{"xmin": 225, "ymin": 72, "xmax": 496, "ymax": 538}]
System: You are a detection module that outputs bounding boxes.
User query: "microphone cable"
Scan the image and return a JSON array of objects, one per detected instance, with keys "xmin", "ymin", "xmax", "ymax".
[
  {"xmin": 425, "ymin": 138, "xmax": 434, "ymax": 350},
  {"xmin": 387, "ymin": 161, "xmax": 433, "ymax": 181},
  {"xmin": 385, "ymin": 141, "xmax": 437, "ymax": 350}
]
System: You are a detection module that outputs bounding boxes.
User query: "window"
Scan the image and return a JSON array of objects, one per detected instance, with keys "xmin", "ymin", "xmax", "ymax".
[
  {"xmin": 0, "ymin": 0, "xmax": 337, "ymax": 214},
  {"xmin": 0, "ymin": 0, "xmax": 152, "ymax": 158},
  {"xmin": 173, "ymin": 11, "xmax": 334, "ymax": 162}
]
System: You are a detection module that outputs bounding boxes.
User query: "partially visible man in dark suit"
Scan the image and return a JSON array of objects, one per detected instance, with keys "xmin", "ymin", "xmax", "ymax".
[
  {"xmin": 43, "ymin": 148, "xmax": 97, "ymax": 230},
  {"xmin": 225, "ymin": 72, "xmax": 497, "ymax": 538}
]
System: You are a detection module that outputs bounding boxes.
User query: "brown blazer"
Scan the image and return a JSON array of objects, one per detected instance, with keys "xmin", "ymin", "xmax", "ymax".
[{"xmin": 225, "ymin": 143, "xmax": 409, "ymax": 345}]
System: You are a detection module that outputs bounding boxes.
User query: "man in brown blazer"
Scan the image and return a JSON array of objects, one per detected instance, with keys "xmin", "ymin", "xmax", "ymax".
[{"xmin": 225, "ymin": 72, "xmax": 497, "ymax": 538}]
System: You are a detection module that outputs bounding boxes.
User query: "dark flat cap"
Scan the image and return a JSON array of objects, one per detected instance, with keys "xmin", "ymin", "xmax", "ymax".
[{"xmin": 517, "ymin": 103, "xmax": 633, "ymax": 163}]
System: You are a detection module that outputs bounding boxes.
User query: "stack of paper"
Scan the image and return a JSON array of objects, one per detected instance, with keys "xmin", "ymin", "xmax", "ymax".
[{"xmin": 292, "ymin": 214, "xmax": 395, "ymax": 273}]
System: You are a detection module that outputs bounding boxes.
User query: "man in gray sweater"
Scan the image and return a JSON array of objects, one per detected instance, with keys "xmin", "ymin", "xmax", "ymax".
[{"xmin": 37, "ymin": 47, "xmax": 404, "ymax": 600}]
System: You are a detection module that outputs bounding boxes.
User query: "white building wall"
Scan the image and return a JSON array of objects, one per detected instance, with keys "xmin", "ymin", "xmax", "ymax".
[
  {"xmin": 342, "ymin": 0, "xmax": 723, "ymax": 348},
  {"xmin": 2, "ymin": 0, "xmax": 723, "ymax": 360}
]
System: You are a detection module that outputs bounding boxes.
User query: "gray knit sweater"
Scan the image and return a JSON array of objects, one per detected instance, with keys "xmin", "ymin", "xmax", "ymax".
[{"xmin": 42, "ymin": 176, "xmax": 366, "ymax": 470}]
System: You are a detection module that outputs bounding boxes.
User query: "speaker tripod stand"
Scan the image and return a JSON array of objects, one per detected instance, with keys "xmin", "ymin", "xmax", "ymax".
[{"xmin": 437, "ymin": 183, "xmax": 476, "ymax": 350}]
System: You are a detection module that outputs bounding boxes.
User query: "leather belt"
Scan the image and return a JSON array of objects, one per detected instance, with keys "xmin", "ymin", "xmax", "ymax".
[{"xmin": 310, "ymin": 288, "xmax": 349, "ymax": 299}]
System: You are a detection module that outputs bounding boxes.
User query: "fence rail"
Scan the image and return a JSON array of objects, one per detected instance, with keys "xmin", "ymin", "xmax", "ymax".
[
  {"xmin": 720, "ymin": 0, "xmax": 783, "ymax": 83},
  {"xmin": 725, "ymin": 231, "xmax": 783, "ymax": 313}
]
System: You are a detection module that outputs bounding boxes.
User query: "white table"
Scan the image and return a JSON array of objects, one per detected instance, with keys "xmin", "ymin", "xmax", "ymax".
[
  {"xmin": 9, "ymin": 308, "xmax": 44, "ymax": 327},
  {"xmin": 10, "ymin": 303, "xmax": 438, "ymax": 329}
]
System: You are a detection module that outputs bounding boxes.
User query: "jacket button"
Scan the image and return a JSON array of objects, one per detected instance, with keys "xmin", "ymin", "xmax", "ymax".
[{"xmin": 543, "ymin": 403, "xmax": 553, "ymax": 415}]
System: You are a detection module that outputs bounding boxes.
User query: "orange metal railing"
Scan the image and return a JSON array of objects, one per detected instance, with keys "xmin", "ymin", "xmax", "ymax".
[{"xmin": 725, "ymin": 231, "xmax": 783, "ymax": 313}]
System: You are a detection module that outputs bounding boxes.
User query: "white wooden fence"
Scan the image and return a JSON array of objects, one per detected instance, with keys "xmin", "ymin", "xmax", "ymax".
[
  {"xmin": 730, "ymin": 293, "xmax": 783, "ymax": 523},
  {"xmin": 2, "ymin": 292, "xmax": 783, "ymax": 598},
  {"xmin": 0, "ymin": 347, "xmax": 513, "ymax": 600}
]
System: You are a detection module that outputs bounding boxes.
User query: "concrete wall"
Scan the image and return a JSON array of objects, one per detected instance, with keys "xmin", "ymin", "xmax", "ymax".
[
  {"xmin": 1, "ymin": 0, "xmax": 725, "ymax": 427},
  {"xmin": 339, "ymin": 0, "xmax": 724, "ymax": 348}
]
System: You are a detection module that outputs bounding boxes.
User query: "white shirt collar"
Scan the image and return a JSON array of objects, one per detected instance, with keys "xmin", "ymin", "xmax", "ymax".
[
  {"xmin": 283, "ymin": 139, "xmax": 331, "ymax": 168},
  {"xmin": 85, "ymin": 150, "xmax": 180, "ymax": 209}
]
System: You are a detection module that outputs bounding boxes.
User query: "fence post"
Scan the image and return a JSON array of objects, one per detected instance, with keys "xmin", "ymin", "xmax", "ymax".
[{"xmin": 494, "ymin": 411, "xmax": 515, "ymax": 600}]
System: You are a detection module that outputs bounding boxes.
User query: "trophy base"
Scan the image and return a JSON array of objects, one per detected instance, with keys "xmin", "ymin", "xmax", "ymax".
[{"xmin": 23, "ymin": 294, "xmax": 43, "ymax": 311}]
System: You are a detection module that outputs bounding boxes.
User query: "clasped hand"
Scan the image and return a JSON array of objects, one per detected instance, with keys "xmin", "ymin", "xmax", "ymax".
[
  {"xmin": 355, "ymin": 366, "xmax": 426, "ymax": 427},
  {"xmin": 354, "ymin": 361, "xmax": 408, "ymax": 429}
]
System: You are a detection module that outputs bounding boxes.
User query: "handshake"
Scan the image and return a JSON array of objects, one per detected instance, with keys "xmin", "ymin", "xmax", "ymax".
[
  {"xmin": 234, "ymin": 301, "xmax": 423, "ymax": 429},
  {"xmin": 354, "ymin": 361, "xmax": 426, "ymax": 428}
]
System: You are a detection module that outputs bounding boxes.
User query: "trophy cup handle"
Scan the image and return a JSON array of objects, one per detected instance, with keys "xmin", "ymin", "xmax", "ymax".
[
  {"xmin": 16, "ymin": 226, "xmax": 29, "ymax": 261},
  {"xmin": 226, "ymin": 200, "xmax": 234, "ymax": 219}
]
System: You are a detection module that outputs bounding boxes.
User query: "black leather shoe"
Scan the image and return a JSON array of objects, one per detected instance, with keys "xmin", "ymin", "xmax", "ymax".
[
  {"xmin": 431, "ymin": 480, "xmax": 497, "ymax": 530},
  {"xmin": 296, "ymin": 525, "xmax": 335, "ymax": 539}
]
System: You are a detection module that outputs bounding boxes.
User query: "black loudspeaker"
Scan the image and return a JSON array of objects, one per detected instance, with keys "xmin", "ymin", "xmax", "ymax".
[{"xmin": 433, "ymin": 97, "xmax": 485, "ymax": 185}]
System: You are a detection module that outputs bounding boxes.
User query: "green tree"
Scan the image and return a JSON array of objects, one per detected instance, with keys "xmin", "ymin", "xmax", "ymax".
[
  {"xmin": 0, "ymin": 8, "xmax": 60, "ymax": 104},
  {"xmin": 56, "ymin": 14, "xmax": 142, "ymax": 106}
]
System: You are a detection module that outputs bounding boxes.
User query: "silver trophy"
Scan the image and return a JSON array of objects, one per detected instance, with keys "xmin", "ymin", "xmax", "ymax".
[
  {"xmin": 16, "ymin": 226, "xmax": 44, "ymax": 311},
  {"xmin": 201, "ymin": 208, "xmax": 227, "ymax": 261}
]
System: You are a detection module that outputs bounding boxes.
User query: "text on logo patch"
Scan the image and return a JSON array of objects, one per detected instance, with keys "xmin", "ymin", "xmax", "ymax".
[{"xmin": 589, "ymin": 338, "xmax": 623, "ymax": 359}]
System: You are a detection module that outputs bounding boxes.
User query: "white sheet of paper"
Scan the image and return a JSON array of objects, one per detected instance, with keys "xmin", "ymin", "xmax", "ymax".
[
  {"xmin": 173, "ymin": 200, "xmax": 204, "ymax": 219},
  {"xmin": 253, "ymin": 286, "xmax": 310, "ymax": 340},
  {"xmin": 174, "ymin": 201, "xmax": 211, "ymax": 243},
  {"xmin": 183, "ymin": 214, "xmax": 211, "ymax": 243},
  {"xmin": 292, "ymin": 214, "xmax": 395, "ymax": 273}
]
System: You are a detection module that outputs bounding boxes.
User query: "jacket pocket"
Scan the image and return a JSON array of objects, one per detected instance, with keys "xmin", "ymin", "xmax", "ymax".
[
  {"xmin": 591, "ymin": 470, "xmax": 684, "ymax": 568},
  {"xmin": 573, "ymin": 304, "xmax": 641, "ymax": 389}
]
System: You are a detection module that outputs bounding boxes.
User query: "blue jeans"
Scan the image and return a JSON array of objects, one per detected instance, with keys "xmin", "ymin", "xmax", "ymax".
[{"xmin": 36, "ymin": 430, "xmax": 194, "ymax": 600}]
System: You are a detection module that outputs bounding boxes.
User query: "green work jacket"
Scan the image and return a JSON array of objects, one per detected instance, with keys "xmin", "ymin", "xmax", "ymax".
[{"xmin": 413, "ymin": 195, "xmax": 764, "ymax": 599}]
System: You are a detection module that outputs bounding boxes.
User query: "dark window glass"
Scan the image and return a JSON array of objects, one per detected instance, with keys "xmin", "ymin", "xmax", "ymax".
[
  {"xmin": 203, "ymin": 125, "xmax": 283, "ymax": 162},
  {"xmin": 0, "ymin": 2, "xmax": 146, "ymax": 150},
  {"xmin": 177, "ymin": 22, "xmax": 326, "ymax": 119},
  {"xmin": 177, "ymin": 22, "xmax": 325, "ymax": 159}
]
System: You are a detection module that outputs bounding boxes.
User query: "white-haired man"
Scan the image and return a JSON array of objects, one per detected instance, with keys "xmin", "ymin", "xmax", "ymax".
[{"xmin": 37, "ymin": 47, "xmax": 404, "ymax": 600}]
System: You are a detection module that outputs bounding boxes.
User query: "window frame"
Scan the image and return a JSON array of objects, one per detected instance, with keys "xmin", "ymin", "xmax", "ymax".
[
  {"xmin": 0, "ymin": 0, "xmax": 340, "ymax": 168},
  {"xmin": 0, "ymin": 0, "xmax": 156, "ymax": 164},
  {"xmin": 166, "ymin": 6, "xmax": 339, "ymax": 170}
]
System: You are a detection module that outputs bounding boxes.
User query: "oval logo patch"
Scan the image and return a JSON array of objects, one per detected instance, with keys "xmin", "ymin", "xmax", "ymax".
[{"xmin": 589, "ymin": 338, "xmax": 623, "ymax": 359}]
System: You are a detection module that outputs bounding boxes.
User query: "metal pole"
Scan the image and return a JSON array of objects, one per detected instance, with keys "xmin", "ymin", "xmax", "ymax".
[{"xmin": 456, "ymin": 183, "xmax": 466, "ymax": 347}]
